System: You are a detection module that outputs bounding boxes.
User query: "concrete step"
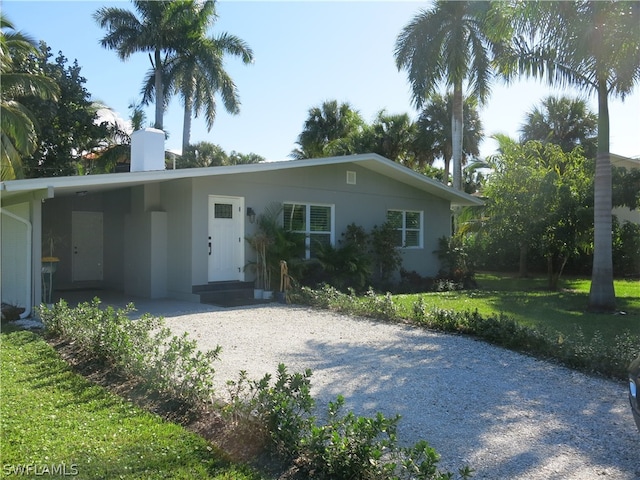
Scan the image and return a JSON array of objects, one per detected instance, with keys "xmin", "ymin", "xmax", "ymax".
[{"xmin": 192, "ymin": 281, "xmax": 271, "ymax": 307}]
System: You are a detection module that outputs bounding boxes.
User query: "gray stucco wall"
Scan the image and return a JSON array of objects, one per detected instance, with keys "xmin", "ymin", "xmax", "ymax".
[
  {"xmin": 34, "ymin": 161, "xmax": 452, "ymax": 302},
  {"xmin": 160, "ymin": 179, "xmax": 197, "ymax": 300},
  {"xmin": 189, "ymin": 162, "xmax": 451, "ymax": 287}
]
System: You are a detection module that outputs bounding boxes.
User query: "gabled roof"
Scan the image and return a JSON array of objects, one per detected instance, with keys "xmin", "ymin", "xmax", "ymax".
[{"xmin": 0, "ymin": 153, "xmax": 482, "ymax": 207}]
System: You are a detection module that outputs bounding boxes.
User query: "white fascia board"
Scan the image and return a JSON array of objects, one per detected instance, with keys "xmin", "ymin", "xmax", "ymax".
[{"xmin": 0, "ymin": 153, "xmax": 482, "ymax": 206}]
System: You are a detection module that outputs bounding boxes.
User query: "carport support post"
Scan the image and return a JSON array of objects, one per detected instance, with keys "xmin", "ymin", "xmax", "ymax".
[{"xmin": 31, "ymin": 197, "xmax": 42, "ymax": 311}]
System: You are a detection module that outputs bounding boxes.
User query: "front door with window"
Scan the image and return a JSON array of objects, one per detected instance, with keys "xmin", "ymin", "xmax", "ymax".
[{"xmin": 208, "ymin": 196, "xmax": 244, "ymax": 282}]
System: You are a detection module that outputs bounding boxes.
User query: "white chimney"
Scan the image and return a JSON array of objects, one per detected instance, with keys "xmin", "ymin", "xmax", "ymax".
[{"xmin": 130, "ymin": 128, "xmax": 165, "ymax": 172}]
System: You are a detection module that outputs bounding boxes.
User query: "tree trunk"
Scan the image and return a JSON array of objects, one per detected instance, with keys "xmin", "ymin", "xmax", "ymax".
[
  {"xmin": 182, "ymin": 95, "xmax": 193, "ymax": 154},
  {"xmin": 451, "ymin": 83, "xmax": 464, "ymax": 191},
  {"xmin": 518, "ymin": 242, "xmax": 528, "ymax": 278},
  {"xmin": 588, "ymin": 80, "xmax": 616, "ymax": 311},
  {"xmin": 443, "ymin": 157, "xmax": 451, "ymax": 186},
  {"xmin": 547, "ymin": 254, "xmax": 568, "ymax": 291},
  {"xmin": 154, "ymin": 48, "xmax": 164, "ymax": 131}
]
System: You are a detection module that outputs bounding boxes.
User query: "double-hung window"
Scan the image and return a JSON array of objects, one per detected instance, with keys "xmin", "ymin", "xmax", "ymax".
[
  {"xmin": 387, "ymin": 210, "xmax": 423, "ymax": 248},
  {"xmin": 283, "ymin": 203, "xmax": 334, "ymax": 258}
]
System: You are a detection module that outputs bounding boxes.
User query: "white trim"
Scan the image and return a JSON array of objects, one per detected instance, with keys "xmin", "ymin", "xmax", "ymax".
[
  {"xmin": 0, "ymin": 207, "xmax": 32, "ymax": 318},
  {"xmin": 0, "ymin": 154, "xmax": 483, "ymax": 207}
]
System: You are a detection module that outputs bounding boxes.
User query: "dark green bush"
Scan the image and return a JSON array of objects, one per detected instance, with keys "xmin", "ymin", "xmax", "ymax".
[
  {"xmin": 303, "ymin": 395, "xmax": 400, "ymax": 479},
  {"xmin": 251, "ymin": 363, "xmax": 315, "ymax": 459},
  {"xmin": 370, "ymin": 221, "xmax": 403, "ymax": 287},
  {"xmin": 313, "ymin": 241, "xmax": 372, "ymax": 292}
]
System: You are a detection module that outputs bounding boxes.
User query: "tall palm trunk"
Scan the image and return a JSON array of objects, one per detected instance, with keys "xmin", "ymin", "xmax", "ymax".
[
  {"xmin": 588, "ymin": 79, "xmax": 616, "ymax": 311},
  {"xmin": 182, "ymin": 94, "xmax": 193, "ymax": 154},
  {"xmin": 451, "ymin": 83, "xmax": 464, "ymax": 191},
  {"xmin": 154, "ymin": 48, "xmax": 163, "ymax": 130},
  {"xmin": 443, "ymin": 157, "xmax": 451, "ymax": 185}
]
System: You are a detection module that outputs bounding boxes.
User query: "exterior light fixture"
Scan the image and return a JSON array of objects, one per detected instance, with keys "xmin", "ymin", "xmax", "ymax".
[{"xmin": 247, "ymin": 207, "xmax": 256, "ymax": 223}]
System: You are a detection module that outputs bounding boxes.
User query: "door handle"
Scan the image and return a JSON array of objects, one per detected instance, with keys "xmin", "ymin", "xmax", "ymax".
[{"xmin": 208, "ymin": 236, "xmax": 211, "ymax": 255}]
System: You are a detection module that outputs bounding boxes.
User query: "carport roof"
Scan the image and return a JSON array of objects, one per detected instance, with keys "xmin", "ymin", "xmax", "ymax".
[{"xmin": 0, "ymin": 153, "xmax": 483, "ymax": 207}]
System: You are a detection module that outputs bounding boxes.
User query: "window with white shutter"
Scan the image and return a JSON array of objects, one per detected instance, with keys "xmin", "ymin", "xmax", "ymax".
[
  {"xmin": 284, "ymin": 203, "xmax": 334, "ymax": 258},
  {"xmin": 387, "ymin": 210, "xmax": 423, "ymax": 248}
]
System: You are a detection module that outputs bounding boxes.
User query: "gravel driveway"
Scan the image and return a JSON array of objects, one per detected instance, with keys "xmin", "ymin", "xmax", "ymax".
[{"xmin": 163, "ymin": 304, "xmax": 638, "ymax": 479}]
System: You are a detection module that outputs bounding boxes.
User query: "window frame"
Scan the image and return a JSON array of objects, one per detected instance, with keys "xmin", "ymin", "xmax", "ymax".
[
  {"xmin": 387, "ymin": 209, "xmax": 423, "ymax": 249},
  {"xmin": 283, "ymin": 202, "xmax": 335, "ymax": 259}
]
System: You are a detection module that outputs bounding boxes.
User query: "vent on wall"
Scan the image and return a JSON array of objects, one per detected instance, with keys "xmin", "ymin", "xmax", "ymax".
[{"xmin": 346, "ymin": 170, "xmax": 356, "ymax": 185}]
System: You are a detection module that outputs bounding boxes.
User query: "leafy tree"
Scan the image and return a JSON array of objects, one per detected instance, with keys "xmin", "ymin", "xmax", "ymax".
[
  {"xmin": 180, "ymin": 141, "xmax": 227, "ymax": 167},
  {"xmin": 227, "ymin": 151, "xmax": 263, "ymax": 165},
  {"xmin": 520, "ymin": 96, "xmax": 597, "ymax": 158},
  {"xmin": 395, "ymin": 1, "xmax": 508, "ymax": 190},
  {"xmin": 291, "ymin": 100, "xmax": 365, "ymax": 159},
  {"xmin": 141, "ymin": 1, "xmax": 253, "ymax": 153},
  {"xmin": 612, "ymin": 165, "xmax": 640, "ymax": 211},
  {"xmin": 179, "ymin": 141, "xmax": 263, "ymax": 168},
  {"xmin": 17, "ymin": 44, "xmax": 108, "ymax": 177},
  {"xmin": 81, "ymin": 101, "xmax": 146, "ymax": 174},
  {"xmin": 413, "ymin": 93, "xmax": 483, "ymax": 183},
  {"xmin": 483, "ymin": 136, "xmax": 592, "ymax": 288},
  {"xmin": 95, "ymin": 0, "xmax": 197, "ymax": 130},
  {"xmin": 500, "ymin": 0, "xmax": 640, "ymax": 310},
  {"xmin": 0, "ymin": 15, "xmax": 58, "ymax": 180}
]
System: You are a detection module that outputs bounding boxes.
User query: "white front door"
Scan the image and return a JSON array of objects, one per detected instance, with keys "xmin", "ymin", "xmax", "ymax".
[
  {"xmin": 72, "ymin": 211, "xmax": 103, "ymax": 282},
  {"xmin": 208, "ymin": 196, "xmax": 244, "ymax": 282}
]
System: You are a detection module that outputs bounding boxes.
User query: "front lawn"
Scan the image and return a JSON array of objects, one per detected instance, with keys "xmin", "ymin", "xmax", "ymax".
[
  {"xmin": 0, "ymin": 330, "xmax": 262, "ymax": 480},
  {"xmin": 395, "ymin": 273, "xmax": 640, "ymax": 344}
]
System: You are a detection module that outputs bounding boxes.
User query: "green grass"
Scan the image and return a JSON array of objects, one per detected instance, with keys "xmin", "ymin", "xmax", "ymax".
[
  {"xmin": 0, "ymin": 330, "xmax": 262, "ymax": 480},
  {"xmin": 396, "ymin": 273, "xmax": 640, "ymax": 344}
]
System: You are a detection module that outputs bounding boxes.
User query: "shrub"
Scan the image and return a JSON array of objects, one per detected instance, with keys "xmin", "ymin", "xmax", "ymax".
[
  {"xmin": 38, "ymin": 299, "xmax": 221, "ymax": 405},
  {"xmin": 370, "ymin": 221, "xmax": 403, "ymax": 287},
  {"xmin": 613, "ymin": 220, "xmax": 640, "ymax": 277},
  {"xmin": 313, "ymin": 241, "xmax": 372, "ymax": 292},
  {"xmin": 223, "ymin": 365, "xmax": 317, "ymax": 461},
  {"xmin": 302, "ymin": 395, "xmax": 400, "ymax": 479},
  {"xmin": 434, "ymin": 236, "xmax": 477, "ymax": 289}
]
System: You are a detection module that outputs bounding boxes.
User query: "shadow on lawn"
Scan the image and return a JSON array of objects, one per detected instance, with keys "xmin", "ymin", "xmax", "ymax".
[
  {"xmin": 283, "ymin": 324, "xmax": 637, "ymax": 479},
  {"xmin": 464, "ymin": 282, "xmax": 640, "ymax": 339}
]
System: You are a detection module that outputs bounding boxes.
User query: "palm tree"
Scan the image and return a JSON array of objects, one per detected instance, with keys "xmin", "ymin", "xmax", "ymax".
[
  {"xmin": 94, "ymin": 1, "xmax": 196, "ymax": 131},
  {"xmin": 1, "ymin": 15, "xmax": 58, "ymax": 180},
  {"xmin": 520, "ymin": 96, "xmax": 597, "ymax": 158},
  {"xmin": 367, "ymin": 110, "xmax": 417, "ymax": 165},
  {"xmin": 395, "ymin": 1, "xmax": 506, "ymax": 191},
  {"xmin": 141, "ymin": 1, "xmax": 253, "ymax": 154},
  {"xmin": 291, "ymin": 100, "xmax": 364, "ymax": 159},
  {"xmin": 502, "ymin": 1, "xmax": 640, "ymax": 311},
  {"xmin": 414, "ymin": 93, "xmax": 483, "ymax": 183}
]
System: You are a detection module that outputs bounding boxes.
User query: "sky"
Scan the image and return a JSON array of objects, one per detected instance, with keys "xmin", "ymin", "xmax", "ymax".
[{"xmin": 3, "ymin": 0, "xmax": 640, "ymax": 163}]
